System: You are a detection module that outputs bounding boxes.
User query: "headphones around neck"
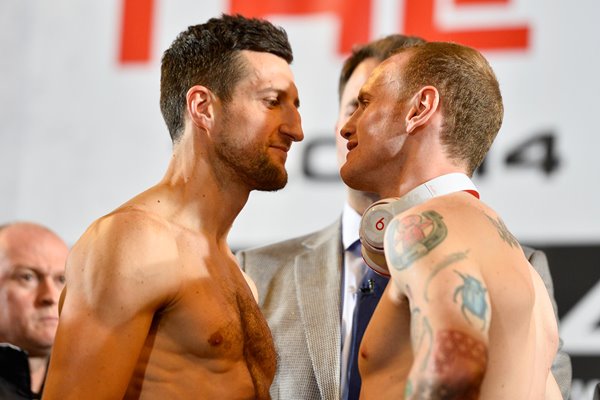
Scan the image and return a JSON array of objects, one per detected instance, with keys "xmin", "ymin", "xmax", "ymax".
[{"xmin": 358, "ymin": 173, "xmax": 479, "ymax": 277}]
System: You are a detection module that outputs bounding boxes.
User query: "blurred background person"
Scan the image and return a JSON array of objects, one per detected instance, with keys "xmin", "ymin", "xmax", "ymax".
[{"xmin": 0, "ymin": 222, "xmax": 68, "ymax": 399}]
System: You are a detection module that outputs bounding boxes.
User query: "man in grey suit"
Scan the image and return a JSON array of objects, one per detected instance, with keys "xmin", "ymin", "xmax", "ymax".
[{"xmin": 237, "ymin": 35, "xmax": 571, "ymax": 400}]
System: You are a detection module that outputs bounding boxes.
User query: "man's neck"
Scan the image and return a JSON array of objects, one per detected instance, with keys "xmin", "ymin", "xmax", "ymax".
[
  {"xmin": 28, "ymin": 355, "xmax": 48, "ymax": 394},
  {"xmin": 382, "ymin": 165, "xmax": 468, "ymax": 199},
  {"xmin": 347, "ymin": 187, "xmax": 380, "ymax": 216},
  {"xmin": 156, "ymin": 135, "xmax": 251, "ymax": 239}
]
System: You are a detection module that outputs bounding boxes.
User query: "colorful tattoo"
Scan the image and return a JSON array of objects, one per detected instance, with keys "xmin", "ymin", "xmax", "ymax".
[
  {"xmin": 414, "ymin": 330, "xmax": 487, "ymax": 399},
  {"xmin": 386, "ymin": 210, "xmax": 447, "ymax": 271},
  {"xmin": 424, "ymin": 251, "xmax": 469, "ymax": 302},
  {"xmin": 453, "ymin": 271, "xmax": 488, "ymax": 330},
  {"xmin": 485, "ymin": 213, "xmax": 519, "ymax": 248}
]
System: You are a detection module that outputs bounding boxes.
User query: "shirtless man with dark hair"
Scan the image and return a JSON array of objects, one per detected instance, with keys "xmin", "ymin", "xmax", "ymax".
[{"xmin": 43, "ymin": 14, "xmax": 303, "ymax": 399}]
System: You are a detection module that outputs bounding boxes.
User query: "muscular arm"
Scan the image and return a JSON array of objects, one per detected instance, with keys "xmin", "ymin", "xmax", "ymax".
[
  {"xmin": 43, "ymin": 213, "xmax": 179, "ymax": 399},
  {"xmin": 384, "ymin": 210, "xmax": 490, "ymax": 399}
]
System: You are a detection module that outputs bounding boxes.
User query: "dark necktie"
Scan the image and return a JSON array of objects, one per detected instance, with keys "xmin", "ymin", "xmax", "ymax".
[{"xmin": 346, "ymin": 243, "xmax": 389, "ymax": 400}]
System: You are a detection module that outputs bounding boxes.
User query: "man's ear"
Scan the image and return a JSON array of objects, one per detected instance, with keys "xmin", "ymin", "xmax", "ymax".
[
  {"xmin": 405, "ymin": 86, "xmax": 439, "ymax": 134},
  {"xmin": 186, "ymin": 85, "xmax": 215, "ymax": 132}
]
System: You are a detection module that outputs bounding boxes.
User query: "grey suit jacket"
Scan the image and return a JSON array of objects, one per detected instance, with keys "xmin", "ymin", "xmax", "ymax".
[{"xmin": 237, "ymin": 218, "xmax": 572, "ymax": 400}]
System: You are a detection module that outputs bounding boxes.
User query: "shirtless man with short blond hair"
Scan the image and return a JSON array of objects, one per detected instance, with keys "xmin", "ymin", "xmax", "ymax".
[
  {"xmin": 339, "ymin": 42, "xmax": 561, "ymax": 399},
  {"xmin": 43, "ymin": 14, "xmax": 303, "ymax": 400}
]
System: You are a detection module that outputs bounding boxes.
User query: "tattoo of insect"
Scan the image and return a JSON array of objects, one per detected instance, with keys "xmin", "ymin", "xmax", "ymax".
[
  {"xmin": 386, "ymin": 210, "xmax": 447, "ymax": 271},
  {"xmin": 485, "ymin": 213, "xmax": 519, "ymax": 248},
  {"xmin": 453, "ymin": 271, "xmax": 488, "ymax": 330}
]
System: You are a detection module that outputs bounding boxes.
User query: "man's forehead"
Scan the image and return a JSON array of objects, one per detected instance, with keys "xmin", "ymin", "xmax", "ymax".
[
  {"xmin": 361, "ymin": 61, "xmax": 400, "ymax": 97},
  {"xmin": 0, "ymin": 226, "xmax": 67, "ymax": 269},
  {"xmin": 341, "ymin": 57, "xmax": 379, "ymax": 102},
  {"xmin": 239, "ymin": 50, "xmax": 294, "ymax": 84}
]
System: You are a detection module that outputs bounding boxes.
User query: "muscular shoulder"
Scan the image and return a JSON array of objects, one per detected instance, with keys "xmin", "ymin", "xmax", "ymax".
[
  {"xmin": 66, "ymin": 208, "xmax": 180, "ymax": 314},
  {"xmin": 382, "ymin": 194, "xmax": 518, "ymax": 280},
  {"xmin": 72, "ymin": 207, "xmax": 177, "ymax": 268}
]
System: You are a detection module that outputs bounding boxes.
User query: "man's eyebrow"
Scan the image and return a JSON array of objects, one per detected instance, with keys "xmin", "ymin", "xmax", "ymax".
[{"xmin": 12, "ymin": 264, "xmax": 37, "ymax": 270}]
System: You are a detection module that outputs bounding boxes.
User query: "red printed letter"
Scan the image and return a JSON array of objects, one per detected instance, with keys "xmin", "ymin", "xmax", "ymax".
[
  {"xmin": 229, "ymin": 0, "xmax": 371, "ymax": 54},
  {"xmin": 119, "ymin": 0, "xmax": 155, "ymax": 63},
  {"xmin": 404, "ymin": 0, "xmax": 529, "ymax": 51}
]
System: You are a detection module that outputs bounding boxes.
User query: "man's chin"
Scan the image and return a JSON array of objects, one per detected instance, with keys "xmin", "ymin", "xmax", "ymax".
[
  {"xmin": 340, "ymin": 165, "xmax": 364, "ymax": 191},
  {"xmin": 24, "ymin": 339, "xmax": 54, "ymax": 357},
  {"xmin": 252, "ymin": 169, "xmax": 288, "ymax": 192},
  {"xmin": 255, "ymin": 177, "xmax": 288, "ymax": 192}
]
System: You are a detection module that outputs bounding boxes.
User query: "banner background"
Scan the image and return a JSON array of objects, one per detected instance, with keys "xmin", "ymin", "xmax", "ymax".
[{"xmin": 1, "ymin": 0, "xmax": 598, "ymax": 396}]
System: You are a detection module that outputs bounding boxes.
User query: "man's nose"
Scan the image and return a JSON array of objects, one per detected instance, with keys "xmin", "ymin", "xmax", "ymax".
[
  {"xmin": 37, "ymin": 277, "xmax": 61, "ymax": 306},
  {"xmin": 281, "ymin": 107, "xmax": 304, "ymax": 143},
  {"xmin": 340, "ymin": 120, "xmax": 354, "ymax": 140}
]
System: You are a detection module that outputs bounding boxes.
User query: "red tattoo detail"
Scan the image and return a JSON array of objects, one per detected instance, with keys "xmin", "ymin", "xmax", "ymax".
[
  {"xmin": 397, "ymin": 215, "xmax": 433, "ymax": 249},
  {"xmin": 432, "ymin": 330, "xmax": 487, "ymax": 376}
]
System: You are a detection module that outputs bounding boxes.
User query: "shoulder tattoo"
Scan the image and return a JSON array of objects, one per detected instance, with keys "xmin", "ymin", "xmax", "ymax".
[
  {"xmin": 484, "ymin": 213, "xmax": 519, "ymax": 248},
  {"xmin": 386, "ymin": 210, "xmax": 447, "ymax": 271}
]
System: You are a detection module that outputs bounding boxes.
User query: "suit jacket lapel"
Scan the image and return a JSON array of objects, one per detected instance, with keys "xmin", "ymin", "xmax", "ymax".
[{"xmin": 295, "ymin": 220, "xmax": 343, "ymax": 400}]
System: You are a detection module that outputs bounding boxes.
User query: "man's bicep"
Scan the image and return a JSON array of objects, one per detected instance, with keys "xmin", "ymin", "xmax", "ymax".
[
  {"xmin": 46, "ymin": 295, "xmax": 156, "ymax": 399},
  {"xmin": 383, "ymin": 213, "xmax": 490, "ymax": 395},
  {"xmin": 44, "ymin": 222, "xmax": 176, "ymax": 399},
  {"xmin": 401, "ymin": 258, "xmax": 491, "ymax": 397},
  {"xmin": 407, "ymin": 258, "xmax": 490, "ymax": 361}
]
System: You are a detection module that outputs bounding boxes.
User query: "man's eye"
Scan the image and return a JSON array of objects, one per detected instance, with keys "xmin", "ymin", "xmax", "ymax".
[
  {"xmin": 265, "ymin": 98, "xmax": 280, "ymax": 107},
  {"xmin": 17, "ymin": 272, "xmax": 36, "ymax": 283}
]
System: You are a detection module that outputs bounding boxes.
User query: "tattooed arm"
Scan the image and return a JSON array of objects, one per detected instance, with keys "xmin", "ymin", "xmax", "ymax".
[{"xmin": 384, "ymin": 210, "xmax": 491, "ymax": 400}]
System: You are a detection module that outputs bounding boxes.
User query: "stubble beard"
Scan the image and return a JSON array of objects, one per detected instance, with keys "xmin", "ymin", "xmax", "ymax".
[{"xmin": 214, "ymin": 131, "xmax": 288, "ymax": 192}]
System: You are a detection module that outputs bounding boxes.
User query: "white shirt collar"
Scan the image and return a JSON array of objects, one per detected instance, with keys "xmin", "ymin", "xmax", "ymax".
[{"xmin": 342, "ymin": 202, "xmax": 361, "ymax": 250}]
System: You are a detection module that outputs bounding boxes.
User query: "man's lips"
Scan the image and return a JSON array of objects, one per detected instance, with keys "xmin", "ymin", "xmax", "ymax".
[
  {"xmin": 346, "ymin": 141, "xmax": 357, "ymax": 152},
  {"xmin": 271, "ymin": 145, "xmax": 290, "ymax": 152},
  {"xmin": 38, "ymin": 316, "xmax": 59, "ymax": 324},
  {"xmin": 270, "ymin": 143, "xmax": 291, "ymax": 153}
]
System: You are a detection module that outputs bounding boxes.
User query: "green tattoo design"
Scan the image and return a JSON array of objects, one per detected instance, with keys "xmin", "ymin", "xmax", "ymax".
[
  {"xmin": 485, "ymin": 213, "xmax": 519, "ymax": 248},
  {"xmin": 424, "ymin": 251, "xmax": 469, "ymax": 302},
  {"xmin": 412, "ymin": 307, "xmax": 433, "ymax": 372},
  {"xmin": 453, "ymin": 271, "xmax": 488, "ymax": 330},
  {"xmin": 405, "ymin": 379, "xmax": 413, "ymax": 397},
  {"xmin": 386, "ymin": 210, "xmax": 448, "ymax": 271}
]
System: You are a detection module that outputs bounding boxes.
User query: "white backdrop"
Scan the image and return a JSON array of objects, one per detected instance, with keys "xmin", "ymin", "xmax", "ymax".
[
  {"xmin": 1, "ymin": 0, "xmax": 599, "ymax": 397},
  {"xmin": 1, "ymin": 0, "xmax": 598, "ymax": 248}
]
